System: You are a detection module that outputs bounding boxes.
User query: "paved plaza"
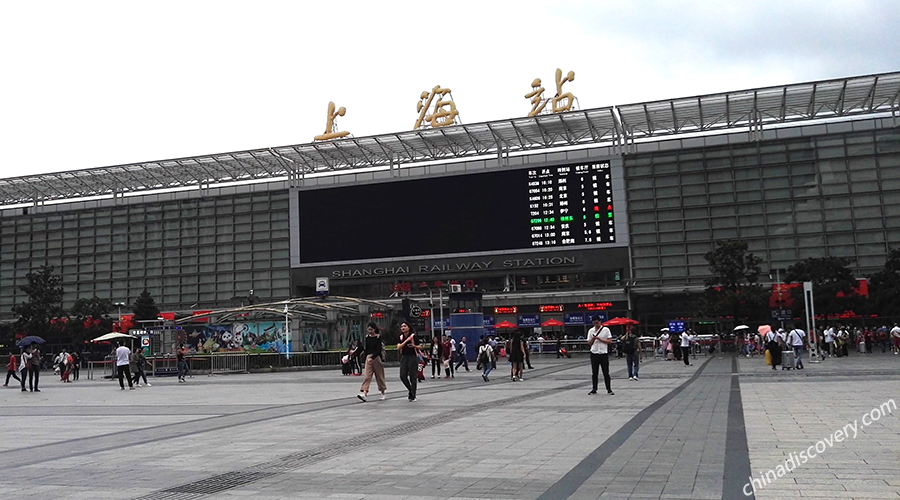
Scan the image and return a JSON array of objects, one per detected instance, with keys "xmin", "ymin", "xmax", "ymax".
[{"xmin": 1, "ymin": 349, "xmax": 898, "ymax": 500}]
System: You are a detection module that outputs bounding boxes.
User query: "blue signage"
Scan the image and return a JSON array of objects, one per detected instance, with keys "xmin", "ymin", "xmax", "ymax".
[
  {"xmin": 564, "ymin": 313, "xmax": 586, "ymax": 325},
  {"xmin": 483, "ymin": 316, "xmax": 495, "ymax": 327},
  {"xmin": 432, "ymin": 318, "xmax": 451, "ymax": 329},
  {"xmin": 517, "ymin": 314, "xmax": 540, "ymax": 327},
  {"xmin": 668, "ymin": 321, "xmax": 685, "ymax": 333}
]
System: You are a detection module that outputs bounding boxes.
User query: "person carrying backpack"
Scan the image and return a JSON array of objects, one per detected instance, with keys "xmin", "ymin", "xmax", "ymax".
[{"xmin": 620, "ymin": 327, "xmax": 640, "ymax": 380}]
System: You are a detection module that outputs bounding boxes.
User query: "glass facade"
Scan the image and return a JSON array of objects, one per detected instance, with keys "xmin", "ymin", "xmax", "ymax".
[
  {"xmin": 0, "ymin": 191, "xmax": 292, "ymax": 316},
  {"xmin": 624, "ymin": 128, "xmax": 900, "ymax": 285}
]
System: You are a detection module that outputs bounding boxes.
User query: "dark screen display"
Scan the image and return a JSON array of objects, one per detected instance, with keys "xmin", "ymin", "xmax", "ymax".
[{"xmin": 298, "ymin": 161, "xmax": 615, "ymax": 263}]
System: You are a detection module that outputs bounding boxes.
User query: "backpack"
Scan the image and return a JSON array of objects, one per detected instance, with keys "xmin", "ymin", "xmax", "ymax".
[
  {"xmin": 621, "ymin": 334, "xmax": 638, "ymax": 354},
  {"xmin": 478, "ymin": 345, "xmax": 491, "ymax": 365}
]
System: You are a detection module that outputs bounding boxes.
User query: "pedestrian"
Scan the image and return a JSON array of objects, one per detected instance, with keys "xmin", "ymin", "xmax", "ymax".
[
  {"xmin": 824, "ymin": 326, "xmax": 835, "ymax": 357},
  {"xmin": 556, "ymin": 335, "xmax": 563, "ymax": 358},
  {"xmin": 478, "ymin": 337, "xmax": 494, "ymax": 381},
  {"xmin": 620, "ymin": 326, "xmax": 640, "ymax": 380},
  {"xmin": 176, "ymin": 343, "xmax": 189, "ymax": 382},
  {"xmin": 56, "ymin": 349, "xmax": 68, "ymax": 381},
  {"xmin": 449, "ymin": 335, "xmax": 458, "ymax": 375},
  {"xmin": 524, "ymin": 336, "xmax": 533, "ymax": 369},
  {"xmin": 115, "ymin": 341, "xmax": 134, "ymax": 390},
  {"xmin": 660, "ymin": 329, "xmax": 671, "ymax": 360},
  {"xmin": 788, "ymin": 326, "xmax": 806, "ymax": 370},
  {"xmin": 20, "ymin": 347, "xmax": 33, "ymax": 392},
  {"xmin": 891, "ymin": 323, "xmax": 900, "ymax": 354},
  {"xmin": 680, "ymin": 329, "xmax": 694, "ymax": 366},
  {"xmin": 357, "ymin": 322, "xmax": 387, "ymax": 402},
  {"xmin": 508, "ymin": 330, "xmax": 526, "ymax": 381},
  {"xmin": 441, "ymin": 334, "xmax": 453, "ymax": 378},
  {"xmin": 761, "ymin": 325, "xmax": 780, "ymax": 369},
  {"xmin": 586, "ymin": 316, "xmax": 613, "ymax": 395},
  {"xmin": 131, "ymin": 347, "xmax": 151, "ymax": 387},
  {"xmin": 4, "ymin": 351, "xmax": 21, "ymax": 387},
  {"xmin": 454, "ymin": 336, "xmax": 470, "ymax": 372},
  {"xmin": 71, "ymin": 351, "xmax": 81, "ymax": 381},
  {"xmin": 430, "ymin": 335, "xmax": 441, "ymax": 379},
  {"xmin": 397, "ymin": 321, "xmax": 419, "ymax": 402},
  {"xmin": 28, "ymin": 345, "xmax": 42, "ymax": 392}
]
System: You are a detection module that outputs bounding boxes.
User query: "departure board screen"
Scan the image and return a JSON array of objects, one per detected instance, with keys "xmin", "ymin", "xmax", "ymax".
[
  {"xmin": 528, "ymin": 162, "xmax": 615, "ymax": 247},
  {"xmin": 298, "ymin": 161, "xmax": 617, "ymax": 263}
]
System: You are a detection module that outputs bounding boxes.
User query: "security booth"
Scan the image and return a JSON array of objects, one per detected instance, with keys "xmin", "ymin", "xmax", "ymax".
[{"xmin": 449, "ymin": 291, "xmax": 483, "ymax": 361}]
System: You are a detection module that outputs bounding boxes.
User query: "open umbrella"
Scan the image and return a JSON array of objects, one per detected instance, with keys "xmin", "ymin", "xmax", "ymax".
[
  {"xmin": 91, "ymin": 332, "xmax": 138, "ymax": 342},
  {"xmin": 602, "ymin": 317, "xmax": 639, "ymax": 326},
  {"xmin": 16, "ymin": 336, "xmax": 45, "ymax": 347},
  {"xmin": 495, "ymin": 320, "xmax": 517, "ymax": 329},
  {"xmin": 733, "ymin": 325, "xmax": 750, "ymax": 331},
  {"xmin": 541, "ymin": 318, "xmax": 564, "ymax": 327}
]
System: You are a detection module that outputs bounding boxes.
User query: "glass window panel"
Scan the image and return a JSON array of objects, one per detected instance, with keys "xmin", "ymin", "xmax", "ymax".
[
  {"xmin": 630, "ymin": 200, "xmax": 654, "ymax": 210},
  {"xmin": 630, "ymin": 188, "xmax": 654, "ymax": 200},
  {"xmin": 683, "ymin": 208, "xmax": 708, "ymax": 218},
  {"xmin": 790, "ymin": 162, "xmax": 816, "ymax": 174},
  {"xmin": 661, "ymin": 266, "xmax": 686, "ymax": 277},
  {"xmin": 682, "ymin": 184, "xmax": 705, "ymax": 195},
  {"xmin": 740, "ymin": 226, "xmax": 765, "ymax": 237},
  {"xmin": 658, "ymin": 221, "xmax": 682, "ymax": 231},
  {"xmin": 685, "ymin": 230, "xmax": 710, "ymax": 241},
  {"xmin": 735, "ymin": 179, "xmax": 761, "ymax": 192},
  {"xmin": 856, "ymin": 232, "xmax": 885, "ymax": 244},
  {"xmin": 707, "ymin": 169, "xmax": 733, "ymax": 182},
  {"xmin": 655, "ymin": 186, "xmax": 680, "ymax": 197},
  {"xmin": 763, "ymin": 188, "xmax": 790, "ymax": 200},
  {"xmin": 856, "ymin": 218, "xmax": 883, "ymax": 230},
  {"xmin": 681, "ymin": 196, "xmax": 706, "ymax": 207},
  {"xmin": 659, "ymin": 244, "xmax": 685, "ymax": 255},
  {"xmin": 659, "ymin": 232, "xmax": 683, "ymax": 243},
  {"xmin": 762, "ymin": 165, "xmax": 788, "ymax": 177},
  {"xmin": 850, "ymin": 181, "xmax": 879, "ymax": 193},
  {"xmin": 825, "ymin": 220, "xmax": 853, "ymax": 232},
  {"xmin": 854, "ymin": 206, "xmax": 882, "ymax": 218},
  {"xmin": 795, "ymin": 211, "xmax": 822, "ymax": 222},
  {"xmin": 629, "ymin": 178, "xmax": 653, "ymax": 189},
  {"xmin": 828, "ymin": 245, "xmax": 855, "ymax": 257},
  {"xmin": 821, "ymin": 183, "xmax": 850, "ymax": 196},
  {"xmin": 817, "ymin": 146, "xmax": 846, "ymax": 159},
  {"xmin": 633, "ymin": 236, "xmax": 657, "ymax": 246},
  {"xmin": 657, "ymin": 210, "xmax": 682, "ymax": 221},
  {"xmin": 660, "ymin": 255, "xmax": 685, "ymax": 266},
  {"xmin": 681, "ymin": 173, "xmax": 704, "ymax": 184},
  {"xmin": 685, "ymin": 219, "xmax": 709, "ymax": 230},
  {"xmin": 630, "ymin": 212, "xmax": 655, "ymax": 223},
  {"xmin": 634, "ymin": 257, "xmax": 659, "ymax": 268},
  {"xmin": 657, "ymin": 198, "xmax": 681, "ymax": 208}
]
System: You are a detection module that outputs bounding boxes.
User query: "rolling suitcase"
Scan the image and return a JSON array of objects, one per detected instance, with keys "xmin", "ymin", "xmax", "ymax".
[
  {"xmin": 781, "ymin": 350, "xmax": 796, "ymax": 370},
  {"xmin": 666, "ymin": 351, "xmax": 674, "ymax": 361}
]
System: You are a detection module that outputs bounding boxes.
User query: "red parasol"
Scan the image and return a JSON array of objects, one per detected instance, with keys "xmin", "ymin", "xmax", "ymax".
[
  {"xmin": 495, "ymin": 320, "xmax": 517, "ymax": 329},
  {"xmin": 602, "ymin": 317, "xmax": 640, "ymax": 326},
  {"xmin": 541, "ymin": 318, "xmax": 564, "ymax": 327}
]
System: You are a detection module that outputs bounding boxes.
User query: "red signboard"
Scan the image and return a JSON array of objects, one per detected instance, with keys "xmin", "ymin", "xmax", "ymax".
[
  {"xmin": 494, "ymin": 306, "xmax": 518, "ymax": 314},
  {"xmin": 539, "ymin": 304, "xmax": 564, "ymax": 313},
  {"xmin": 576, "ymin": 302, "xmax": 613, "ymax": 311}
]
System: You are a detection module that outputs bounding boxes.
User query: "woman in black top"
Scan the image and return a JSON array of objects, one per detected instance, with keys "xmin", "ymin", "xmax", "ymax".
[
  {"xmin": 397, "ymin": 321, "xmax": 419, "ymax": 401},
  {"xmin": 509, "ymin": 330, "xmax": 526, "ymax": 381},
  {"xmin": 357, "ymin": 323, "xmax": 387, "ymax": 402}
]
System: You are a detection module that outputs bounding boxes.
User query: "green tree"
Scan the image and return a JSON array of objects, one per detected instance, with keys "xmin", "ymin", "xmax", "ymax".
[
  {"xmin": 132, "ymin": 290, "xmax": 160, "ymax": 322},
  {"xmin": 12, "ymin": 265, "xmax": 66, "ymax": 341},
  {"xmin": 702, "ymin": 240, "xmax": 769, "ymax": 323},
  {"xmin": 69, "ymin": 296, "xmax": 114, "ymax": 344},
  {"xmin": 866, "ymin": 248, "xmax": 900, "ymax": 318},
  {"xmin": 785, "ymin": 257, "xmax": 859, "ymax": 319}
]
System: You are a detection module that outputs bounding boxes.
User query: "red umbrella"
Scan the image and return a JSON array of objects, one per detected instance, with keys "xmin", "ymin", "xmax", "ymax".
[
  {"xmin": 602, "ymin": 317, "xmax": 640, "ymax": 326},
  {"xmin": 541, "ymin": 318, "xmax": 564, "ymax": 327},
  {"xmin": 495, "ymin": 320, "xmax": 517, "ymax": 329}
]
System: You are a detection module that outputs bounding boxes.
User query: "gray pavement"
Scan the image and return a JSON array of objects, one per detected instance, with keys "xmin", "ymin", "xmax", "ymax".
[{"xmin": 1, "ymin": 350, "xmax": 898, "ymax": 500}]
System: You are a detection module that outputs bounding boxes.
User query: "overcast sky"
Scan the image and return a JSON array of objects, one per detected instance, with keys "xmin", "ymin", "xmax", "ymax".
[{"xmin": 1, "ymin": 0, "xmax": 898, "ymax": 180}]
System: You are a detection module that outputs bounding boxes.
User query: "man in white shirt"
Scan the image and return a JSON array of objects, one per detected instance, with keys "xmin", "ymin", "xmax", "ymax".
[
  {"xmin": 788, "ymin": 327, "xmax": 806, "ymax": 369},
  {"xmin": 824, "ymin": 326, "xmax": 835, "ymax": 357},
  {"xmin": 659, "ymin": 330, "xmax": 671, "ymax": 360},
  {"xmin": 891, "ymin": 324, "xmax": 900, "ymax": 355},
  {"xmin": 115, "ymin": 342, "xmax": 134, "ymax": 390},
  {"xmin": 680, "ymin": 330, "xmax": 694, "ymax": 366},
  {"xmin": 586, "ymin": 316, "xmax": 614, "ymax": 395}
]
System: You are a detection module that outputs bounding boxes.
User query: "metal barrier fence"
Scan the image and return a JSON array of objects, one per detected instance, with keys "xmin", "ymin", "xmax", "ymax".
[{"xmin": 210, "ymin": 352, "xmax": 249, "ymax": 375}]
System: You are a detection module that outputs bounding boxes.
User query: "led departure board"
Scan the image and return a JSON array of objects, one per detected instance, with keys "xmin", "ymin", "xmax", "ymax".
[
  {"xmin": 298, "ymin": 160, "xmax": 619, "ymax": 263},
  {"xmin": 528, "ymin": 162, "xmax": 615, "ymax": 247}
]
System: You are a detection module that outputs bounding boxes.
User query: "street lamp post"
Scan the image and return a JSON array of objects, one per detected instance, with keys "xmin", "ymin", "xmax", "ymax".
[{"xmin": 114, "ymin": 302, "xmax": 126, "ymax": 326}]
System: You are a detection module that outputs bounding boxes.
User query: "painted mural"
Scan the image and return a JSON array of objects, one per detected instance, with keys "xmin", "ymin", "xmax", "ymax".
[{"xmin": 183, "ymin": 322, "xmax": 291, "ymax": 353}]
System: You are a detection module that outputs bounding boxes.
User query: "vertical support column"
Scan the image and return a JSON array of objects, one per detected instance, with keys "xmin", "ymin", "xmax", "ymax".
[{"xmin": 803, "ymin": 281, "xmax": 821, "ymax": 362}]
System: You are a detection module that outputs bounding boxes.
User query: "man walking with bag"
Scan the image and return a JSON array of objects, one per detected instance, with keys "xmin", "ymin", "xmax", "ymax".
[
  {"xmin": 788, "ymin": 326, "xmax": 807, "ymax": 370},
  {"xmin": 620, "ymin": 326, "xmax": 640, "ymax": 380}
]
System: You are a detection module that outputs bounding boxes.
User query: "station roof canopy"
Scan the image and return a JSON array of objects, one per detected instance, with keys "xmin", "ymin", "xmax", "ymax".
[
  {"xmin": 174, "ymin": 296, "xmax": 392, "ymax": 324},
  {"xmin": 3, "ymin": 71, "xmax": 899, "ymax": 207}
]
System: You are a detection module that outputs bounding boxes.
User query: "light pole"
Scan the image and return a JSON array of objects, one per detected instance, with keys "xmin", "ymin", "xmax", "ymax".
[{"xmin": 114, "ymin": 302, "xmax": 126, "ymax": 326}]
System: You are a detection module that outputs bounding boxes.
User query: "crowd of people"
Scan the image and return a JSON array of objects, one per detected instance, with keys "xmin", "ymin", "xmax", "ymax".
[{"xmin": 736, "ymin": 323, "xmax": 900, "ymax": 367}]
